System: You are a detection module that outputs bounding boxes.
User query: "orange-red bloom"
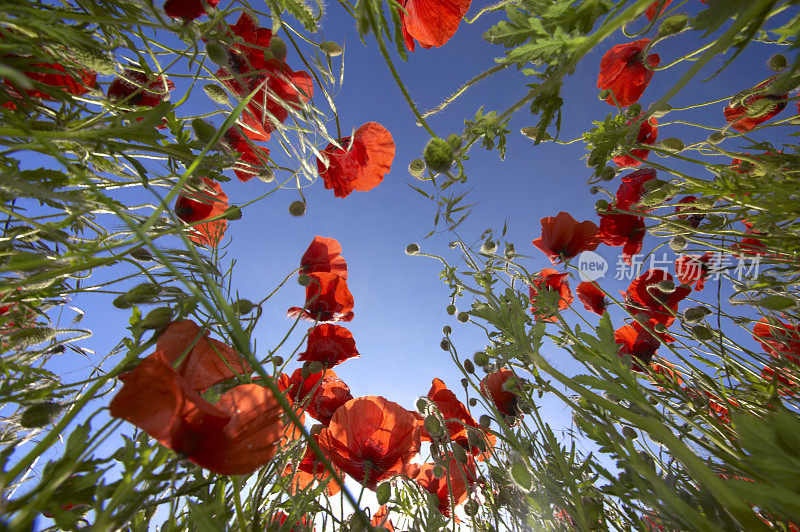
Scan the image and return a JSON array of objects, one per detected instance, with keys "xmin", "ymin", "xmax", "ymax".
[
  {"xmin": 598, "ymin": 208, "xmax": 645, "ymax": 265},
  {"xmin": 2, "ymin": 61, "xmax": 96, "ymax": 108},
  {"xmin": 298, "ymin": 324, "xmax": 360, "ymax": 368},
  {"xmin": 224, "ymin": 128, "xmax": 270, "ymax": 182},
  {"xmin": 108, "ymin": 69, "xmax": 174, "ymax": 108},
  {"xmin": 424, "ymin": 378, "xmax": 495, "ymax": 457},
  {"xmin": 480, "ymin": 368, "xmax": 520, "ymax": 417},
  {"xmin": 724, "ymin": 77, "xmax": 788, "ymax": 132},
  {"xmin": 753, "ymin": 317, "xmax": 800, "ymax": 362},
  {"xmin": 674, "ymin": 196, "xmax": 704, "ymax": 228},
  {"xmin": 733, "ymin": 221, "xmax": 768, "ymax": 256},
  {"xmin": 597, "ymin": 39, "xmax": 660, "ymax": 107},
  {"xmin": 287, "ymin": 272, "xmax": 355, "ymax": 323},
  {"xmin": 317, "ymin": 123, "xmax": 395, "ymax": 198},
  {"xmin": 285, "ymin": 368, "xmax": 353, "ymax": 426},
  {"xmin": 529, "ymin": 268, "xmax": 573, "ymax": 322},
  {"xmin": 175, "ymin": 177, "xmax": 229, "ymax": 247},
  {"xmin": 317, "ymin": 396, "xmax": 421, "ymax": 489},
  {"xmin": 615, "ymin": 168, "xmax": 656, "ymax": 212},
  {"xmin": 283, "ymin": 432, "xmax": 342, "ymax": 496},
  {"xmin": 674, "ymin": 253, "xmax": 714, "ymax": 292},
  {"xmin": 761, "ymin": 366, "xmax": 799, "ymax": 396},
  {"xmin": 269, "ymin": 511, "xmax": 314, "ymax": 531},
  {"xmin": 644, "ymin": 0, "xmax": 671, "ymax": 21},
  {"xmin": 370, "ymin": 505, "xmax": 395, "ymax": 531},
  {"xmin": 531, "ymin": 212, "xmax": 600, "ymax": 264},
  {"xmin": 625, "ymin": 269, "xmax": 691, "ymax": 327},
  {"xmin": 300, "ymin": 236, "xmax": 348, "ymax": 280},
  {"xmin": 156, "ymin": 320, "xmax": 251, "ymax": 391},
  {"xmin": 164, "ymin": 0, "xmax": 219, "ymax": 21},
  {"xmin": 613, "ymin": 116, "xmax": 658, "ymax": 168},
  {"xmin": 576, "ymin": 281, "xmax": 607, "ymax": 316},
  {"xmin": 614, "ymin": 322, "xmax": 663, "ymax": 370},
  {"xmin": 399, "ymin": 0, "xmax": 472, "ymax": 51},
  {"xmin": 413, "ymin": 454, "xmax": 476, "ymax": 516},
  {"xmin": 110, "ymin": 352, "xmax": 283, "ymax": 475}
]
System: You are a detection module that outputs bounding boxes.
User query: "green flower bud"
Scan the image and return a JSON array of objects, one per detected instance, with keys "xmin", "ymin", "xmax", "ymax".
[
  {"xmin": 416, "ymin": 397, "xmax": 429, "ymax": 414},
  {"xmin": 669, "ymin": 236, "xmax": 687, "ymax": 252},
  {"xmin": 224, "ymin": 206, "xmax": 242, "ymax": 220},
  {"xmin": 510, "ymin": 461, "xmax": 532, "ymax": 491},
  {"xmin": 440, "ymin": 338, "xmax": 450, "ymax": 350},
  {"xmin": 481, "ymin": 240, "xmax": 497, "ymax": 254},
  {"xmin": 464, "ymin": 359, "xmax": 475, "ymax": 374},
  {"xmin": 502, "ymin": 377, "xmax": 518, "ymax": 391},
  {"xmin": 469, "ymin": 398, "xmax": 477, "ymax": 407},
  {"xmin": 376, "ymin": 482, "xmax": 391, "ymax": 505},
  {"xmin": 447, "ymin": 133, "xmax": 463, "ymax": 151},
  {"xmin": 206, "ymin": 42, "xmax": 229, "ymax": 67},
  {"xmin": 595, "ymin": 199, "xmax": 609, "ymax": 212},
  {"xmin": 457, "ymin": 311, "xmax": 469, "ymax": 323},
  {"xmin": 479, "ymin": 414, "xmax": 491, "ymax": 428},
  {"xmin": 139, "ymin": 307, "xmax": 173, "ymax": 330},
  {"xmin": 683, "ymin": 307, "xmax": 706, "ymax": 324},
  {"xmin": 745, "ymin": 98, "xmax": 776, "ymax": 118},
  {"xmin": 71, "ymin": 49, "xmax": 117, "ymax": 76},
  {"xmin": 768, "ymin": 54, "xmax": 788, "ymax": 72},
  {"xmin": 408, "ymin": 158, "xmax": 426, "ymax": 178},
  {"xmin": 463, "ymin": 499, "xmax": 479, "ymax": 516},
  {"xmin": 432, "ymin": 464, "xmax": 445, "ymax": 478},
  {"xmin": 504, "ymin": 243, "xmax": 516, "ymax": 259},
  {"xmin": 598, "ymin": 89, "xmax": 612, "ymax": 101},
  {"xmin": 288, "ymin": 200, "xmax": 306, "ymax": 217},
  {"xmin": 424, "ymin": 415, "xmax": 444, "ymax": 438},
  {"xmin": 474, "ymin": 351, "xmax": 489, "ymax": 366},
  {"xmin": 191, "ymin": 118, "xmax": 217, "ymax": 144},
  {"xmin": 658, "ymin": 14, "xmax": 688, "ymax": 36},
  {"xmin": 204, "ymin": 84, "xmax": 229, "ymax": 105},
  {"xmin": 446, "ymin": 304, "xmax": 456, "ymax": 315},
  {"xmin": 601, "ymin": 166, "xmax": 616, "ymax": 181},
  {"xmin": 707, "ymin": 132, "xmax": 725, "ymax": 145},
  {"xmin": 272, "ymin": 355, "xmax": 284, "ymax": 366},
  {"xmin": 268, "ymin": 36, "xmax": 287, "ymax": 61},
  {"xmin": 423, "ymin": 137, "xmax": 454, "ymax": 174},
  {"xmin": 692, "ymin": 324, "xmax": 713, "ymax": 341},
  {"xmin": 622, "ymin": 426, "xmax": 638, "ymax": 439},
  {"xmin": 20, "ymin": 401, "xmax": 63, "ymax": 428},
  {"xmin": 520, "ymin": 126, "xmax": 538, "ymax": 139},
  {"xmin": 308, "ymin": 361, "xmax": 324, "ymax": 374},
  {"xmin": 460, "ymin": 378, "xmax": 469, "ymax": 388},
  {"xmin": 657, "ymin": 137, "xmax": 684, "ymax": 153},
  {"xmin": 320, "ymin": 41, "xmax": 343, "ymax": 57},
  {"xmin": 405, "ymin": 243, "xmax": 420, "ymax": 255},
  {"xmin": 298, "ymin": 274, "xmax": 311, "ymax": 286},
  {"xmin": 656, "ymin": 280, "xmax": 675, "ymax": 293},
  {"xmin": 129, "ymin": 247, "xmax": 153, "ymax": 262},
  {"xmin": 232, "ymin": 299, "xmax": 254, "ymax": 315},
  {"xmin": 124, "ymin": 283, "xmax": 162, "ymax": 304},
  {"xmin": 649, "ymin": 102, "xmax": 672, "ymax": 118},
  {"xmin": 626, "ymin": 103, "xmax": 642, "ymax": 117},
  {"xmin": 589, "ymin": 186, "xmax": 600, "ymax": 195},
  {"xmin": 452, "ymin": 443, "xmax": 468, "ymax": 464}
]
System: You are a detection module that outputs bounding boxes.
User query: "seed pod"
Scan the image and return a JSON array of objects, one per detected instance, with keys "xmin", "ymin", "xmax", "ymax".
[
  {"xmin": 457, "ymin": 312, "xmax": 469, "ymax": 323},
  {"xmin": 20, "ymin": 402, "xmax": 63, "ymax": 428},
  {"xmin": 405, "ymin": 243, "xmax": 420, "ymax": 255},
  {"xmin": 298, "ymin": 274, "xmax": 311, "ymax": 286},
  {"xmin": 288, "ymin": 200, "xmax": 306, "ymax": 217}
]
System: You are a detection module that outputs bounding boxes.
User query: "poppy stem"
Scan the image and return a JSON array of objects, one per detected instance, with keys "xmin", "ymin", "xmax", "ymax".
[
  {"xmin": 374, "ymin": 34, "xmax": 436, "ymax": 137},
  {"xmin": 421, "ymin": 64, "xmax": 509, "ymax": 120},
  {"xmin": 232, "ymin": 476, "xmax": 248, "ymax": 532}
]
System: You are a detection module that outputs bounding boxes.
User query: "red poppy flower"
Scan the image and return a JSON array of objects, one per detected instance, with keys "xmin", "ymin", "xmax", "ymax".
[
  {"xmin": 761, "ymin": 366, "xmax": 799, "ymax": 396},
  {"xmin": 625, "ymin": 269, "xmax": 691, "ymax": 327},
  {"xmin": 424, "ymin": 378, "xmax": 495, "ymax": 457},
  {"xmin": 733, "ymin": 221, "xmax": 768, "ymax": 256},
  {"xmin": 108, "ymin": 69, "xmax": 175, "ymax": 108},
  {"xmin": 597, "ymin": 39, "xmax": 660, "ymax": 107},
  {"xmin": 298, "ymin": 324, "xmax": 360, "ymax": 368},
  {"xmin": 269, "ymin": 511, "xmax": 314, "ymax": 531},
  {"xmin": 283, "ymin": 432, "xmax": 342, "ymax": 496},
  {"xmin": 2, "ymin": 61, "xmax": 97, "ymax": 108},
  {"xmin": 615, "ymin": 168, "xmax": 656, "ymax": 212},
  {"xmin": 529, "ymin": 268, "xmax": 574, "ymax": 322},
  {"xmin": 531, "ymin": 211, "xmax": 600, "ymax": 264},
  {"xmin": 370, "ymin": 505, "xmax": 395, "ymax": 531},
  {"xmin": 156, "ymin": 320, "xmax": 251, "ymax": 391},
  {"xmin": 317, "ymin": 396, "xmax": 421, "ymax": 489},
  {"xmin": 224, "ymin": 128, "xmax": 270, "ymax": 182},
  {"xmin": 674, "ymin": 196, "xmax": 704, "ymax": 228},
  {"xmin": 649, "ymin": 360, "xmax": 684, "ymax": 387},
  {"xmin": 685, "ymin": 388, "xmax": 738, "ymax": 425},
  {"xmin": 752, "ymin": 318, "xmax": 800, "ymax": 363},
  {"xmin": 614, "ymin": 322, "xmax": 661, "ymax": 370},
  {"xmin": 674, "ymin": 252, "xmax": 714, "ymax": 292},
  {"xmin": 317, "ymin": 123, "xmax": 396, "ymax": 198},
  {"xmin": 413, "ymin": 454, "xmax": 476, "ymax": 516},
  {"xmin": 163, "ymin": 0, "xmax": 220, "ymax": 21},
  {"xmin": 215, "ymin": 13, "xmax": 313, "ymax": 142},
  {"xmin": 285, "ymin": 368, "xmax": 353, "ymax": 426},
  {"xmin": 110, "ymin": 352, "xmax": 283, "ymax": 475},
  {"xmin": 724, "ymin": 77, "xmax": 788, "ymax": 132},
  {"xmin": 597, "ymin": 208, "xmax": 646, "ymax": 265},
  {"xmin": 613, "ymin": 116, "xmax": 658, "ymax": 167},
  {"xmin": 480, "ymin": 368, "xmax": 520, "ymax": 417},
  {"xmin": 300, "ymin": 236, "xmax": 348, "ymax": 280},
  {"xmin": 175, "ymin": 177, "xmax": 229, "ymax": 247},
  {"xmin": 287, "ymin": 272, "xmax": 354, "ymax": 323},
  {"xmin": 576, "ymin": 281, "xmax": 607, "ymax": 315},
  {"xmin": 398, "ymin": 0, "xmax": 472, "ymax": 51},
  {"xmin": 644, "ymin": 0, "xmax": 671, "ymax": 21}
]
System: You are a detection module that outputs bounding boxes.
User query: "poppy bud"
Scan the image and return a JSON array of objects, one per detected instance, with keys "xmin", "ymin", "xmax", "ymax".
[
  {"xmin": 232, "ymin": 299, "xmax": 254, "ymax": 315},
  {"xmin": 467, "ymin": 427, "xmax": 486, "ymax": 452},
  {"xmin": 648, "ymin": 102, "xmax": 671, "ymax": 118},
  {"xmin": 301, "ymin": 364, "xmax": 312, "ymax": 379},
  {"xmin": 272, "ymin": 355, "xmax": 284, "ymax": 366},
  {"xmin": 71, "ymin": 48, "xmax": 116, "ymax": 75},
  {"xmin": 20, "ymin": 401, "xmax": 62, "ymax": 428},
  {"xmin": 423, "ymin": 137, "xmax": 454, "ymax": 174},
  {"xmin": 405, "ymin": 243, "xmax": 420, "ymax": 255},
  {"xmin": 442, "ymin": 325, "xmax": 452, "ymax": 335},
  {"xmin": 452, "ymin": 442, "xmax": 468, "ymax": 464},
  {"xmin": 139, "ymin": 307, "xmax": 173, "ymax": 329},
  {"xmin": 481, "ymin": 240, "xmax": 497, "ymax": 254},
  {"xmin": 408, "ymin": 158, "xmax": 426, "ymax": 179},
  {"xmin": 129, "ymin": 247, "xmax": 153, "ymax": 261},
  {"xmin": 191, "ymin": 118, "xmax": 217, "ymax": 144},
  {"xmin": 469, "ymin": 398, "xmax": 477, "ymax": 407},
  {"xmin": 288, "ymin": 200, "xmax": 306, "ymax": 217},
  {"xmin": 424, "ymin": 415, "xmax": 444, "ymax": 438},
  {"xmin": 502, "ymin": 377, "xmax": 518, "ymax": 392},
  {"xmin": 692, "ymin": 324, "xmax": 713, "ymax": 341},
  {"xmin": 658, "ymin": 14, "xmax": 688, "ymax": 37},
  {"xmin": 598, "ymin": 89, "xmax": 612, "ymax": 101},
  {"xmin": 124, "ymin": 283, "xmax": 162, "ymax": 304},
  {"xmin": 464, "ymin": 499, "xmax": 479, "ymax": 516},
  {"xmin": 460, "ymin": 378, "xmax": 469, "ymax": 388},
  {"xmin": 113, "ymin": 295, "xmax": 132, "ymax": 309},
  {"xmin": 432, "ymin": 464, "xmax": 445, "ymax": 478},
  {"xmin": 707, "ymin": 132, "xmax": 725, "ymax": 145},
  {"xmin": 376, "ymin": 482, "xmax": 391, "ymax": 505},
  {"xmin": 745, "ymin": 98, "xmax": 776, "ymax": 118},
  {"xmin": 600, "ymin": 167, "xmax": 616, "ymax": 181},
  {"xmin": 683, "ymin": 307, "xmax": 705, "ymax": 323},
  {"xmin": 416, "ymin": 397, "xmax": 429, "ymax": 414},
  {"xmin": 656, "ymin": 280, "xmax": 675, "ymax": 293},
  {"xmin": 510, "ymin": 461, "xmax": 532, "ymax": 491},
  {"xmin": 657, "ymin": 137, "xmax": 684, "ymax": 153},
  {"xmin": 440, "ymin": 339, "xmax": 450, "ymax": 351},
  {"xmin": 268, "ymin": 37, "xmax": 287, "ymax": 61},
  {"xmin": 595, "ymin": 199, "xmax": 609, "ymax": 211},
  {"xmin": 464, "ymin": 359, "xmax": 475, "ymax": 373},
  {"xmin": 204, "ymin": 84, "xmax": 229, "ymax": 105},
  {"xmin": 589, "ymin": 186, "xmax": 600, "ymax": 195},
  {"xmin": 669, "ymin": 236, "xmax": 686, "ymax": 251},
  {"xmin": 224, "ymin": 206, "xmax": 242, "ymax": 220},
  {"xmin": 308, "ymin": 361, "xmax": 324, "ymax": 374},
  {"xmin": 446, "ymin": 304, "xmax": 456, "ymax": 315},
  {"xmin": 626, "ymin": 103, "xmax": 642, "ymax": 117},
  {"xmin": 520, "ymin": 126, "xmax": 537, "ymax": 139},
  {"xmin": 206, "ymin": 42, "xmax": 229, "ymax": 67},
  {"xmin": 457, "ymin": 312, "xmax": 469, "ymax": 323},
  {"xmin": 297, "ymin": 274, "xmax": 311, "ymax": 286},
  {"xmin": 320, "ymin": 41, "xmax": 343, "ymax": 57},
  {"xmin": 622, "ymin": 426, "xmax": 638, "ymax": 439},
  {"xmin": 447, "ymin": 134, "xmax": 463, "ymax": 151},
  {"xmin": 474, "ymin": 351, "xmax": 489, "ymax": 366},
  {"xmin": 479, "ymin": 415, "xmax": 491, "ymax": 428},
  {"xmin": 768, "ymin": 54, "xmax": 788, "ymax": 72}
]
